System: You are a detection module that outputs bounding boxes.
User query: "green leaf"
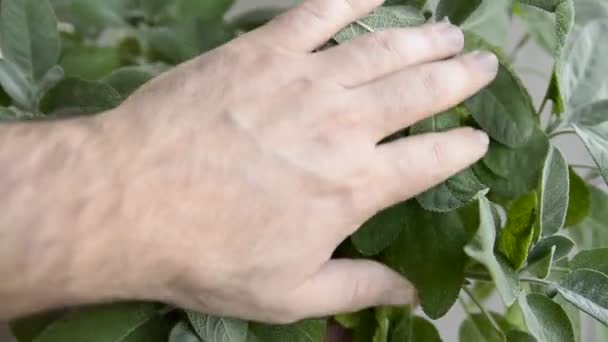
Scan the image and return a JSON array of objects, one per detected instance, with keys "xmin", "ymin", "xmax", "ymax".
[
  {"xmin": 334, "ymin": 5, "xmax": 425, "ymax": 43},
  {"xmin": 174, "ymin": 0, "xmax": 235, "ymax": 21},
  {"xmin": 463, "ymin": 34, "xmax": 536, "ymax": 148},
  {"xmin": 555, "ymin": 296, "xmax": 582, "ymax": 342},
  {"xmin": 187, "ymin": 312, "xmax": 248, "ymax": 342},
  {"xmin": 528, "ymin": 235, "xmax": 575, "ymax": 265},
  {"xmin": 538, "ymin": 146, "xmax": 570, "ymax": 236},
  {"xmin": 498, "ymin": 193, "xmax": 538, "ymax": 270},
  {"xmin": 557, "ymin": 269, "xmax": 608, "ymax": 326},
  {"xmin": 352, "ymin": 201, "xmax": 407, "ymax": 256},
  {"xmin": 568, "ymin": 100, "xmax": 608, "ymax": 127},
  {"xmin": 568, "ymin": 186, "xmax": 608, "ymax": 250},
  {"xmin": 564, "ymin": 169, "xmax": 591, "ymax": 227},
  {"xmin": 0, "ymin": 0, "xmax": 61, "ymax": 81},
  {"xmin": 60, "ymin": 45, "xmax": 124, "ymax": 81},
  {"xmin": 51, "ymin": 0, "xmax": 127, "ymax": 36},
  {"xmin": 391, "ymin": 316, "xmax": 442, "ymax": 342},
  {"xmin": 574, "ymin": 0, "xmax": 608, "ymax": 28},
  {"xmin": 436, "ymin": 0, "xmax": 482, "ymax": 25},
  {"xmin": 506, "ymin": 330, "xmax": 537, "ymax": 342},
  {"xmin": 465, "ymin": 197, "xmax": 520, "ymax": 306},
  {"xmin": 383, "ymin": 201, "xmax": 467, "ymax": 319},
  {"xmin": 519, "ymin": 293, "xmax": 575, "ymax": 342},
  {"xmin": 475, "ymin": 128, "xmax": 550, "ymax": 200},
  {"xmin": 40, "ymin": 78, "xmax": 122, "ymax": 116},
  {"xmin": 519, "ymin": 0, "xmax": 564, "ymax": 12},
  {"xmin": 248, "ymin": 320, "xmax": 326, "ymax": 342},
  {"xmin": 527, "ymin": 246, "xmax": 555, "ymax": 279},
  {"xmin": 570, "ymin": 248, "xmax": 608, "ymax": 275},
  {"xmin": 102, "ymin": 66, "xmax": 157, "ymax": 99},
  {"xmin": 0, "ymin": 58, "xmax": 35, "ymax": 109},
  {"xmin": 169, "ymin": 322, "xmax": 201, "ymax": 342},
  {"xmin": 554, "ymin": 1, "xmax": 575, "ymax": 54},
  {"xmin": 458, "ymin": 313, "xmax": 513, "ymax": 341},
  {"xmin": 0, "ymin": 106, "xmax": 17, "ymax": 121},
  {"xmin": 462, "ymin": 0, "xmax": 511, "ymax": 47},
  {"xmin": 558, "ymin": 20, "xmax": 608, "ymax": 110},
  {"xmin": 514, "ymin": 2, "xmax": 557, "ymax": 54},
  {"xmin": 10, "ymin": 311, "xmax": 62, "ymax": 342},
  {"xmin": 33, "ymin": 303, "xmax": 170, "ymax": 342},
  {"xmin": 572, "ymin": 123, "xmax": 608, "ymax": 185}
]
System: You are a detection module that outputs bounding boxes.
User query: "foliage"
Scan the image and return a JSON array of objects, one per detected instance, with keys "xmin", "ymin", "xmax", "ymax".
[{"xmin": 2, "ymin": 0, "xmax": 608, "ymax": 341}]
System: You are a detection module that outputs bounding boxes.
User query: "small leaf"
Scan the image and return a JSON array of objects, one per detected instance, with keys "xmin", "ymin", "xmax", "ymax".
[
  {"xmin": 570, "ymin": 248, "xmax": 608, "ymax": 276},
  {"xmin": 568, "ymin": 186, "xmax": 608, "ymax": 250},
  {"xmin": 40, "ymin": 78, "xmax": 122, "ymax": 116},
  {"xmin": 465, "ymin": 197, "xmax": 520, "ymax": 306},
  {"xmin": 564, "ymin": 169, "xmax": 591, "ymax": 227},
  {"xmin": 458, "ymin": 312, "xmax": 513, "ymax": 341},
  {"xmin": 519, "ymin": 293, "xmax": 575, "ymax": 342},
  {"xmin": 334, "ymin": 6, "xmax": 425, "ymax": 43},
  {"xmin": 383, "ymin": 201, "xmax": 467, "ymax": 319},
  {"xmin": 538, "ymin": 146, "xmax": 570, "ymax": 236},
  {"xmin": 102, "ymin": 66, "xmax": 157, "ymax": 99},
  {"xmin": 352, "ymin": 201, "xmax": 407, "ymax": 256},
  {"xmin": 528, "ymin": 235, "xmax": 575, "ymax": 265},
  {"xmin": 499, "ymin": 193, "xmax": 538, "ymax": 270},
  {"xmin": 248, "ymin": 320, "xmax": 326, "ymax": 342},
  {"xmin": 0, "ymin": 58, "xmax": 35, "ymax": 109},
  {"xmin": 436, "ymin": 0, "xmax": 482, "ymax": 25},
  {"xmin": 572, "ymin": 123, "xmax": 608, "ymax": 185},
  {"xmin": 463, "ymin": 33, "xmax": 536, "ymax": 148},
  {"xmin": 527, "ymin": 246, "xmax": 556, "ymax": 279},
  {"xmin": 0, "ymin": 0, "xmax": 61, "ymax": 81},
  {"xmin": 187, "ymin": 312, "xmax": 248, "ymax": 342},
  {"xmin": 557, "ymin": 269, "xmax": 608, "ymax": 326},
  {"xmin": 33, "ymin": 303, "xmax": 170, "ymax": 342},
  {"xmin": 169, "ymin": 322, "xmax": 201, "ymax": 342}
]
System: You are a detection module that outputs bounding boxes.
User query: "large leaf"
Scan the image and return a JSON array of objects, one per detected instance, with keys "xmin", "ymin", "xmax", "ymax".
[
  {"xmin": 436, "ymin": 0, "xmax": 482, "ymax": 25},
  {"xmin": 463, "ymin": 34, "xmax": 536, "ymax": 148},
  {"xmin": 32, "ymin": 303, "xmax": 170, "ymax": 342},
  {"xmin": 334, "ymin": 5, "xmax": 425, "ymax": 43},
  {"xmin": 519, "ymin": 293, "xmax": 575, "ymax": 342},
  {"xmin": 391, "ymin": 316, "xmax": 442, "ymax": 342},
  {"xmin": 169, "ymin": 322, "xmax": 201, "ymax": 342},
  {"xmin": 187, "ymin": 312, "xmax": 248, "ymax": 342},
  {"xmin": 514, "ymin": 2, "xmax": 557, "ymax": 54},
  {"xmin": 247, "ymin": 320, "xmax": 326, "ymax": 342},
  {"xmin": 174, "ymin": 0, "xmax": 235, "ymax": 21},
  {"xmin": 564, "ymin": 169, "xmax": 591, "ymax": 227},
  {"xmin": 498, "ymin": 193, "xmax": 538, "ymax": 270},
  {"xmin": 0, "ymin": 58, "xmax": 35, "ymax": 109},
  {"xmin": 351, "ymin": 201, "xmax": 407, "ymax": 256},
  {"xmin": 458, "ymin": 312, "xmax": 514, "ymax": 341},
  {"xmin": 558, "ymin": 20, "xmax": 608, "ymax": 110},
  {"xmin": 0, "ymin": 0, "xmax": 61, "ymax": 81},
  {"xmin": 538, "ymin": 146, "xmax": 570, "ymax": 236},
  {"xmin": 464, "ymin": 197, "xmax": 520, "ymax": 306},
  {"xmin": 40, "ymin": 77, "xmax": 122, "ymax": 116},
  {"xmin": 574, "ymin": 0, "xmax": 608, "ymax": 28},
  {"xmin": 461, "ymin": 0, "xmax": 511, "ymax": 47},
  {"xmin": 570, "ymin": 248, "xmax": 608, "ymax": 275},
  {"xmin": 383, "ymin": 201, "xmax": 467, "ymax": 319},
  {"xmin": 572, "ymin": 123, "xmax": 608, "ymax": 185},
  {"xmin": 568, "ymin": 100, "xmax": 608, "ymax": 127},
  {"xmin": 557, "ymin": 269, "xmax": 608, "ymax": 326},
  {"xmin": 569, "ymin": 186, "xmax": 608, "ymax": 250},
  {"xmin": 60, "ymin": 45, "xmax": 124, "ymax": 81},
  {"xmin": 10, "ymin": 311, "xmax": 62, "ymax": 342},
  {"xmin": 475, "ymin": 127, "xmax": 550, "ymax": 200}
]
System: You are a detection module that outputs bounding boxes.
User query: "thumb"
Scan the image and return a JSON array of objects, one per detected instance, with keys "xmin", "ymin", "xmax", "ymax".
[{"xmin": 288, "ymin": 259, "xmax": 418, "ymax": 318}]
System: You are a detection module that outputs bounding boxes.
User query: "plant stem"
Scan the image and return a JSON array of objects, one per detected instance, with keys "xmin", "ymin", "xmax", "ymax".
[
  {"xmin": 463, "ymin": 287, "xmax": 503, "ymax": 333},
  {"xmin": 549, "ymin": 129, "xmax": 576, "ymax": 139},
  {"xmin": 519, "ymin": 277, "xmax": 555, "ymax": 287},
  {"xmin": 510, "ymin": 34, "xmax": 531, "ymax": 61},
  {"xmin": 355, "ymin": 20, "xmax": 375, "ymax": 32},
  {"xmin": 538, "ymin": 96, "xmax": 550, "ymax": 116}
]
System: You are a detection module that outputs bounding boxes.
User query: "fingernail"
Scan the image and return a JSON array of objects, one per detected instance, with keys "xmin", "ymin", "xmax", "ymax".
[
  {"xmin": 433, "ymin": 23, "xmax": 463, "ymax": 49},
  {"xmin": 475, "ymin": 129, "xmax": 490, "ymax": 146},
  {"xmin": 471, "ymin": 51, "xmax": 498, "ymax": 73}
]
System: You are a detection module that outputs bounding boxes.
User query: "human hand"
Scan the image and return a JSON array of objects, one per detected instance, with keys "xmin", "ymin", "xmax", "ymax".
[{"xmin": 97, "ymin": 0, "xmax": 497, "ymax": 324}]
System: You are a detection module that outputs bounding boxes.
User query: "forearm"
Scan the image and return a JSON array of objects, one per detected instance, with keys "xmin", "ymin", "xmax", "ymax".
[{"xmin": 0, "ymin": 116, "xmax": 133, "ymax": 319}]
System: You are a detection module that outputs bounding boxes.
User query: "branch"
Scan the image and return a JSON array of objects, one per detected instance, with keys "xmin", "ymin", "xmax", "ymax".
[{"xmin": 463, "ymin": 286, "xmax": 503, "ymax": 334}]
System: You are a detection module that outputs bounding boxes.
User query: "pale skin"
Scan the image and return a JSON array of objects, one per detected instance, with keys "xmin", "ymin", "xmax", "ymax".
[{"xmin": 0, "ymin": 0, "xmax": 497, "ymax": 334}]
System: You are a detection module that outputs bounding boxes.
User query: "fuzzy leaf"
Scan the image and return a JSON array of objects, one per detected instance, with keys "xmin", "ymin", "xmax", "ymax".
[
  {"xmin": 436, "ymin": 0, "xmax": 482, "ymax": 25},
  {"xmin": 569, "ymin": 186, "xmax": 608, "ymax": 250},
  {"xmin": 465, "ymin": 197, "xmax": 520, "ymax": 306},
  {"xmin": 383, "ymin": 201, "xmax": 467, "ymax": 319},
  {"xmin": 539, "ymin": 147, "xmax": 570, "ymax": 236},
  {"xmin": 33, "ymin": 303, "xmax": 170, "ymax": 342},
  {"xmin": 187, "ymin": 312, "xmax": 247, "ymax": 342},
  {"xmin": 557, "ymin": 269, "xmax": 608, "ymax": 326},
  {"xmin": 169, "ymin": 322, "xmax": 201, "ymax": 342},
  {"xmin": 352, "ymin": 201, "xmax": 407, "ymax": 256},
  {"xmin": 499, "ymin": 193, "xmax": 538, "ymax": 270},
  {"xmin": 568, "ymin": 100, "xmax": 608, "ymax": 127},
  {"xmin": 573, "ymin": 123, "xmax": 608, "ymax": 185},
  {"xmin": 458, "ymin": 313, "xmax": 514, "ymax": 341},
  {"xmin": 570, "ymin": 248, "xmax": 608, "ymax": 276},
  {"xmin": 461, "ymin": 0, "xmax": 511, "ymax": 47},
  {"xmin": 40, "ymin": 78, "xmax": 121, "ymax": 116},
  {"xmin": 0, "ymin": 0, "xmax": 61, "ymax": 81},
  {"xmin": 247, "ymin": 320, "xmax": 326, "ymax": 342},
  {"xmin": 528, "ymin": 235, "xmax": 574, "ymax": 265},
  {"xmin": 519, "ymin": 293, "xmax": 575, "ymax": 342},
  {"xmin": 564, "ymin": 169, "xmax": 591, "ymax": 227},
  {"xmin": 334, "ymin": 6, "xmax": 425, "ymax": 43},
  {"xmin": 0, "ymin": 58, "xmax": 34, "ymax": 109},
  {"xmin": 102, "ymin": 66, "xmax": 157, "ymax": 99}
]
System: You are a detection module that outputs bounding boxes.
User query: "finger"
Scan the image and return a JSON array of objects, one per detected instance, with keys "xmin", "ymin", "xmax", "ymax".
[
  {"xmin": 350, "ymin": 51, "xmax": 498, "ymax": 138},
  {"xmin": 251, "ymin": 0, "xmax": 384, "ymax": 52},
  {"xmin": 315, "ymin": 22, "xmax": 464, "ymax": 87},
  {"xmin": 370, "ymin": 127, "xmax": 489, "ymax": 209},
  {"xmin": 287, "ymin": 259, "xmax": 417, "ymax": 318}
]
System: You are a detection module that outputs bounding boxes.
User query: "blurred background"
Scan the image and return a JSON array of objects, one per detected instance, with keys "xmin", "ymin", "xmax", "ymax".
[{"xmin": 0, "ymin": 0, "xmax": 602, "ymax": 341}]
